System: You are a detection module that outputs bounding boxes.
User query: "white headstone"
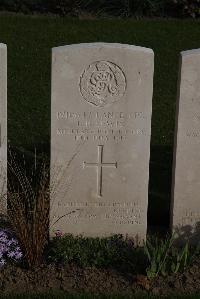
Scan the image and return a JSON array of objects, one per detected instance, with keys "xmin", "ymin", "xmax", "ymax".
[
  {"xmin": 0, "ymin": 44, "xmax": 7, "ymax": 214},
  {"xmin": 51, "ymin": 43, "xmax": 154, "ymax": 245},
  {"xmin": 171, "ymin": 49, "xmax": 200, "ymax": 244}
]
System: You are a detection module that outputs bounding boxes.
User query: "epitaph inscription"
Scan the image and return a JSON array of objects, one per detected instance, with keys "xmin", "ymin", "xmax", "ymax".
[{"xmin": 51, "ymin": 43, "xmax": 154, "ymax": 244}]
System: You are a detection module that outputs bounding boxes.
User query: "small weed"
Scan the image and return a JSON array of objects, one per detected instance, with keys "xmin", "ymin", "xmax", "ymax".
[
  {"xmin": 144, "ymin": 233, "xmax": 175, "ymax": 278},
  {"xmin": 144, "ymin": 234, "xmax": 199, "ymax": 279}
]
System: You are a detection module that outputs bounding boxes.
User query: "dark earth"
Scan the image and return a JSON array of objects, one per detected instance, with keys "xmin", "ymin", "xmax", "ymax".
[{"xmin": 0, "ymin": 258, "xmax": 200, "ymax": 297}]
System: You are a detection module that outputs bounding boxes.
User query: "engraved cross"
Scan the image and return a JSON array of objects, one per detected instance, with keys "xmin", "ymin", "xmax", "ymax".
[{"xmin": 83, "ymin": 145, "xmax": 117, "ymax": 197}]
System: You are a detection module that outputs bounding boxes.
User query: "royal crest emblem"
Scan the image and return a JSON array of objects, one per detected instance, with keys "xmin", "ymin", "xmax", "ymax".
[{"xmin": 80, "ymin": 61, "xmax": 126, "ymax": 107}]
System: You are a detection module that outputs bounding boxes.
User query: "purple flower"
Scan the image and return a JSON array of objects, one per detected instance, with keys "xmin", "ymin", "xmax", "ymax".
[
  {"xmin": 14, "ymin": 252, "xmax": 23, "ymax": 260},
  {"xmin": 0, "ymin": 236, "xmax": 8, "ymax": 243},
  {"xmin": 8, "ymin": 251, "xmax": 16, "ymax": 258},
  {"xmin": 0, "ymin": 229, "xmax": 23, "ymax": 266},
  {"xmin": 0, "ymin": 244, "xmax": 7, "ymax": 253},
  {"xmin": 7, "ymin": 238, "xmax": 18, "ymax": 246},
  {"xmin": 0, "ymin": 259, "xmax": 6, "ymax": 266},
  {"xmin": 55, "ymin": 230, "xmax": 63, "ymax": 238},
  {"xmin": 0, "ymin": 231, "xmax": 7, "ymax": 238}
]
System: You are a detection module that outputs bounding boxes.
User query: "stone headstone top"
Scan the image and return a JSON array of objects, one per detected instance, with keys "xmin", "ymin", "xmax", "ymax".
[{"xmin": 50, "ymin": 43, "xmax": 154, "ymax": 245}]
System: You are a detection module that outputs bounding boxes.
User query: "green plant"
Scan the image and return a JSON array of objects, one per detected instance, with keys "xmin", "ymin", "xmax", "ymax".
[
  {"xmin": 170, "ymin": 242, "xmax": 190, "ymax": 273},
  {"xmin": 144, "ymin": 234, "xmax": 199, "ymax": 278},
  {"xmin": 80, "ymin": 0, "xmax": 170, "ymax": 17},
  {"xmin": 0, "ymin": 0, "xmax": 198, "ymax": 18},
  {"xmin": 123, "ymin": 0, "xmax": 170, "ymax": 17},
  {"xmin": 144, "ymin": 234, "xmax": 175, "ymax": 278},
  {"xmin": 48, "ymin": 0, "xmax": 82, "ymax": 16},
  {"xmin": 0, "ymin": 0, "xmax": 47, "ymax": 13},
  {"xmin": 172, "ymin": 0, "xmax": 200, "ymax": 18},
  {"xmin": 46, "ymin": 234, "xmax": 146, "ymax": 273},
  {"xmin": 171, "ymin": 240, "xmax": 200, "ymax": 273}
]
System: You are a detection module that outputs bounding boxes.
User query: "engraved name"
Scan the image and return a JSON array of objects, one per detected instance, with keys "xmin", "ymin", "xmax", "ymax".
[
  {"xmin": 57, "ymin": 111, "xmax": 146, "ymax": 120},
  {"xmin": 56, "ymin": 111, "xmax": 149, "ymax": 142}
]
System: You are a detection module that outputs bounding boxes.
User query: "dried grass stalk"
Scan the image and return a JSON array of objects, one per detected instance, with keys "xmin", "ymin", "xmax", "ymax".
[{"xmin": 7, "ymin": 149, "xmax": 50, "ymax": 268}]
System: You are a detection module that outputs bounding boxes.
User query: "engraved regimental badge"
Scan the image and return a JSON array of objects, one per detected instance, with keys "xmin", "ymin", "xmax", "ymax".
[{"xmin": 80, "ymin": 61, "xmax": 126, "ymax": 107}]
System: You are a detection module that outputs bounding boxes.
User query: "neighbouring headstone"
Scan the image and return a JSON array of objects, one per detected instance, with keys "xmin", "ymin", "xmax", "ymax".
[
  {"xmin": 51, "ymin": 43, "xmax": 154, "ymax": 245},
  {"xmin": 0, "ymin": 44, "xmax": 7, "ymax": 214},
  {"xmin": 171, "ymin": 49, "xmax": 200, "ymax": 244}
]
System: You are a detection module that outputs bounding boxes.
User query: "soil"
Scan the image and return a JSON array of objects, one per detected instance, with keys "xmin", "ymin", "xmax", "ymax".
[
  {"xmin": 0, "ymin": 258, "xmax": 200, "ymax": 296},
  {"xmin": 150, "ymin": 256, "xmax": 200, "ymax": 297}
]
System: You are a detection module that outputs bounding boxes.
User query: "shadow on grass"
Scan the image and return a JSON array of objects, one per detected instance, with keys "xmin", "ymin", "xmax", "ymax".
[{"xmin": 7, "ymin": 143, "xmax": 50, "ymax": 187}]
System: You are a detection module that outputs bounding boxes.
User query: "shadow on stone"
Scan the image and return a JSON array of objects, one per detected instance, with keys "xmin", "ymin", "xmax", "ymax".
[{"xmin": 173, "ymin": 222, "xmax": 200, "ymax": 246}]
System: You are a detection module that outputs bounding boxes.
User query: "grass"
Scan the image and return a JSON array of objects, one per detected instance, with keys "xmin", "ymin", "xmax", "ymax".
[
  {"xmin": 0, "ymin": 14, "xmax": 200, "ymax": 227},
  {"xmin": 0, "ymin": 15, "xmax": 198, "ymax": 148}
]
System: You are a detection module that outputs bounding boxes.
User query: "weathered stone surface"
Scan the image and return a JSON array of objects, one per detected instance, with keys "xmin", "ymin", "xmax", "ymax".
[
  {"xmin": 0, "ymin": 44, "xmax": 7, "ymax": 214},
  {"xmin": 171, "ymin": 49, "xmax": 200, "ymax": 244},
  {"xmin": 50, "ymin": 43, "xmax": 154, "ymax": 244}
]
